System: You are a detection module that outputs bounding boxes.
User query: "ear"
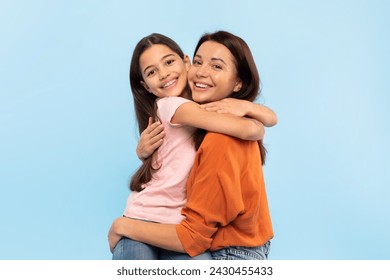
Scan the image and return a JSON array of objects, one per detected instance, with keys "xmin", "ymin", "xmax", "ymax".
[
  {"xmin": 140, "ymin": 81, "xmax": 151, "ymax": 92},
  {"xmin": 233, "ymin": 78, "xmax": 243, "ymax": 92},
  {"xmin": 183, "ymin": 55, "xmax": 191, "ymax": 71}
]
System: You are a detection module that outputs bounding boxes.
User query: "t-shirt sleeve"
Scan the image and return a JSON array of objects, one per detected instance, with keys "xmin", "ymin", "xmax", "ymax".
[
  {"xmin": 157, "ymin": 97, "xmax": 192, "ymax": 126},
  {"xmin": 176, "ymin": 133, "xmax": 246, "ymax": 256}
]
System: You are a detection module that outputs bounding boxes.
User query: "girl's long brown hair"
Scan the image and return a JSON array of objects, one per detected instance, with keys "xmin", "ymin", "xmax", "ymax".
[
  {"xmin": 193, "ymin": 31, "xmax": 267, "ymax": 164},
  {"xmin": 129, "ymin": 33, "xmax": 187, "ymax": 191}
]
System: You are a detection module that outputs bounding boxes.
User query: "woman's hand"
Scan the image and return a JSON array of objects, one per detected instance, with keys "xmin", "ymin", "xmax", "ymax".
[
  {"xmin": 136, "ymin": 117, "xmax": 165, "ymax": 160},
  {"xmin": 200, "ymin": 98, "xmax": 249, "ymax": 117},
  {"xmin": 108, "ymin": 217, "xmax": 127, "ymax": 253}
]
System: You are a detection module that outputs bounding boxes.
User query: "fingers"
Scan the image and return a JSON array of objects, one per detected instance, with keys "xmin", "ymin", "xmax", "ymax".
[
  {"xmin": 141, "ymin": 122, "xmax": 163, "ymax": 143},
  {"xmin": 137, "ymin": 118, "xmax": 165, "ymax": 159},
  {"xmin": 148, "ymin": 117, "xmax": 153, "ymax": 126},
  {"xmin": 148, "ymin": 122, "xmax": 164, "ymax": 138},
  {"xmin": 200, "ymin": 101, "xmax": 230, "ymax": 112},
  {"xmin": 200, "ymin": 101, "xmax": 218, "ymax": 109},
  {"xmin": 150, "ymin": 129, "xmax": 165, "ymax": 143},
  {"xmin": 143, "ymin": 120, "xmax": 160, "ymax": 134},
  {"xmin": 137, "ymin": 134, "xmax": 164, "ymax": 159},
  {"xmin": 144, "ymin": 131, "xmax": 164, "ymax": 151},
  {"xmin": 200, "ymin": 104, "xmax": 220, "ymax": 112},
  {"xmin": 147, "ymin": 138, "xmax": 163, "ymax": 153}
]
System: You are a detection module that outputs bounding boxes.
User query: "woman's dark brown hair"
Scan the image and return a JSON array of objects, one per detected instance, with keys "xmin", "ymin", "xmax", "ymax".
[
  {"xmin": 129, "ymin": 33, "xmax": 188, "ymax": 191},
  {"xmin": 193, "ymin": 31, "xmax": 267, "ymax": 164}
]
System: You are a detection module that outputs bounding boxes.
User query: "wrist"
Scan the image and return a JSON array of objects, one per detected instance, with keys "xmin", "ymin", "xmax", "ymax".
[
  {"xmin": 116, "ymin": 217, "xmax": 131, "ymax": 238},
  {"xmin": 136, "ymin": 148, "xmax": 144, "ymax": 161},
  {"xmin": 136, "ymin": 149, "xmax": 149, "ymax": 162},
  {"xmin": 245, "ymin": 100, "xmax": 255, "ymax": 117}
]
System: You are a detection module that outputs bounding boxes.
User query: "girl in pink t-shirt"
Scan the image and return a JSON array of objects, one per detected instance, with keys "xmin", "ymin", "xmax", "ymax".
[{"xmin": 112, "ymin": 33, "xmax": 276, "ymax": 260}]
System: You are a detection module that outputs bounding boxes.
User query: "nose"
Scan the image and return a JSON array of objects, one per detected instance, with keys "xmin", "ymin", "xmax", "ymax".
[
  {"xmin": 195, "ymin": 64, "xmax": 209, "ymax": 78},
  {"xmin": 159, "ymin": 69, "xmax": 170, "ymax": 80}
]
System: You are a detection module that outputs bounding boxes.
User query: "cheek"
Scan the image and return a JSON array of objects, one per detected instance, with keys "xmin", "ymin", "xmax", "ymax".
[
  {"xmin": 221, "ymin": 75, "xmax": 238, "ymax": 92},
  {"xmin": 144, "ymin": 80, "xmax": 155, "ymax": 89},
  {"xmin": 180, "ymin": 68, "xmax": 188, "ymax": 80},
  {"xmin": 187, "ymin": 69, "xmax": 195, "ymax": 81}
]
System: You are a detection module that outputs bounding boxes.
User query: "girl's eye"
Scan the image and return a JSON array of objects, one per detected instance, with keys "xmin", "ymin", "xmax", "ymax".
[
  {"xmin": 166, "ymin": 59, "xmax": 174, "ymax": 65},
  {"xmin": 147, "ymin": 69, "xmax": 156, "ymax": 77},
  {"xmin": 193, "ymin": 60, "xmax": 202, "ymax": 66}
]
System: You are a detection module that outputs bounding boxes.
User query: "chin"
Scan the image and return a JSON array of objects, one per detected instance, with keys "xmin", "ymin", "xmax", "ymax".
[{"xmin": 192, "ymin": 93, "xmax": 208, "ymax": 103}]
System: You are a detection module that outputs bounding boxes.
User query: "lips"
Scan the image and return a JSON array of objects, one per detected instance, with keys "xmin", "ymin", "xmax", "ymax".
[
  {"xmin": 161, "ymin": 79, "xmax": 177, "ymax": 88},
  {"xmin": 194, "ymin": 82, "xmax": 212, "ymax": 89}
]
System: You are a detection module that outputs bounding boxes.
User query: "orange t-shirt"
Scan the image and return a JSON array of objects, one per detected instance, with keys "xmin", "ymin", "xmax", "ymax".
[{"xmin": 176, "ymin": 132, "xmax": 274, "ymax": 257}]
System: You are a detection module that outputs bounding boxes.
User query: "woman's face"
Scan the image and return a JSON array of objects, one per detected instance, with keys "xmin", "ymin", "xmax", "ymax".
[
  {"xmin": 139, "ymin": 44, "xmax": 190, "ymax": 98},
  {"xmin": 188, "ymin": 41, "xmax": 242, "ymax": 104}
]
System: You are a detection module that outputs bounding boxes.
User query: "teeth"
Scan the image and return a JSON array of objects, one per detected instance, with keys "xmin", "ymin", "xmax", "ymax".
[
  {"xmin": 163, "ymin": 79, "xmax": 176, "ymax": 88},
  {"xmin": 195, "ymin": 83, "xmax": 208, "ymax": 88}
]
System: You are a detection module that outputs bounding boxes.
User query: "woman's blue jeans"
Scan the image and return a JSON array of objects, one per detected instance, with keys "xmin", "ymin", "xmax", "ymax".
[
  {"xmin": 112, "ymin": 237, "xmax": 212, "ymax": 260},
  {"xmin": 211, "ymin": 241, "xmax": 271, "ymax": 260}
]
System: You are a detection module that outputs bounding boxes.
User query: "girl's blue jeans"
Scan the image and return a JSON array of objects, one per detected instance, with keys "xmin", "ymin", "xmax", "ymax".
[{"xmin": 112, "ymin": 237, "xmax": 212, "ymax": 260}]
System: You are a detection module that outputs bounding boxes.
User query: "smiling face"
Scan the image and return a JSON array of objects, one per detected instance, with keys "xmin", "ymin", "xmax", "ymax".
[
  {"xmin": 188, "ymin": 41, "xmax": 242, "ymax": 104},
  {"xmin": 139, "ymin": 44, "xmax": 190, "ymax": 99}
]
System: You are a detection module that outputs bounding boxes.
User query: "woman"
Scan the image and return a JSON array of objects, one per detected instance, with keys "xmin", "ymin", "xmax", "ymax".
[{"xmin": 109, "ymin": 31, "xmax": 274, "ymax": 260}]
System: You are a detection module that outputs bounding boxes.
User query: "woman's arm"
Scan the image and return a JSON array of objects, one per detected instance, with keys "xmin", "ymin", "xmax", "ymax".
[
  {"xmin": 108, "ymin": 134, "xmax": 245, "ymax": 256},
  {"xmin": 172, "ymin": 101, "xmax": 265, "ymax": 141},
  {"xmin": 108, "ymin": 216, "xmax": 184, "ymax": 253},
  {"xmin": 200, "ymin": 98, "xmax": 278, "ymax": 127}
]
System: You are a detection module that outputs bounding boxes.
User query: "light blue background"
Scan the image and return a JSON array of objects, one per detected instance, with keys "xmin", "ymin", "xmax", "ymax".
[{"xmin": 1, "ymin": 0, "xmax": 389, "ymax": 260}]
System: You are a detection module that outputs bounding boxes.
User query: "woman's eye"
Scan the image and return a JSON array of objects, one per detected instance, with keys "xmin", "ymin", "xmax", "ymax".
[
  {"xmin": 193, "ymin": 60, "xmax": 202, "ymax": 66},
  {"xmin": 212, "ymin": 64, "xmax": 222, "ymax": 70}
]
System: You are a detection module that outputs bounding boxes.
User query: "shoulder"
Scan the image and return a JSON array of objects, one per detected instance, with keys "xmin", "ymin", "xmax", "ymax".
[
  {"xmin": 200, "ymin": 132, "xmax": 253, "ymax": 157},
  {"xmin": 199, "ymin": 133, "xmax": 260, "ymax": 168},
  {"xmin": 157, "ymin": 97, "xmax": 195, "ymax": 123},
  {"xmin": 203, "ymin": 132, "xmax": 245, "ymax": 148},
  {"xmin": 157, "ymin": 97, "xmax": 192, "ymax": 109}
]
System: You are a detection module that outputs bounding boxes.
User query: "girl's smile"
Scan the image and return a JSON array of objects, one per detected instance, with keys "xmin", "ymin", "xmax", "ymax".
[{"xmin": 139, "ymin": 44, "xmax": 190, "ymax": 98}]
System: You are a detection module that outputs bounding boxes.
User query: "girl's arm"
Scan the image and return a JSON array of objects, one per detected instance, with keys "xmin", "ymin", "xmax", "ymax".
[
  {"xmin": 109, "ymin": 217, "xmax": 184, "ymax": 253},
  {"xmin": 172, "ymin": 101, "xmax": 264, "ymax": 141},
  {"xmin": 135, "ymin": 99, "xmax": 270, "ymax": 159},
  {"xmin": 200, "ymin": 98, "xmax": 278, "ymax": 127}
]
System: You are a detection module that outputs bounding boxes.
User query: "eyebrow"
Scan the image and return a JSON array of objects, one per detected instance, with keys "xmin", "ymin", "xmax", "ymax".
[
  {"xmin": 194, "ymin": 54, "xmax": 227, "ymax": 65},
  {"xmin": 143, "ymin": 54, "xmax": 175, "ymax": 74}
]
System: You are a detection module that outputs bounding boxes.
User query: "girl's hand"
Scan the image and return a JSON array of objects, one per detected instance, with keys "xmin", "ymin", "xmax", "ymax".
[
  {"xmin": 136, "ymin": 117, "xmax": 165, "ymax": 160},
  {"xmin": 200, "ymin": 98, "xmax": 278, "ymax": 127},
  {"xmin": 200, "ymin": 98, "xmax": 249, "ymax": 117}
]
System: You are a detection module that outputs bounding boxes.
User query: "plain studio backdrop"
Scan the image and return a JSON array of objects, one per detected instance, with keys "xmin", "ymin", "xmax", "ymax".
[{"xmin": 1, "ymin": 0, "xmax": 389, "ymax": 260}]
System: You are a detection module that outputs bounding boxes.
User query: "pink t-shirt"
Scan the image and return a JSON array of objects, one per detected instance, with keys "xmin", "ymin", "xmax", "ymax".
[{"xmin": 124, "ymin": 97, "xmax": 196, "ymax": 224}]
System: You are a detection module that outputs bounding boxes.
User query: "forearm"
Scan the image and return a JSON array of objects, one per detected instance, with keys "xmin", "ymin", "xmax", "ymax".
[
  {"xmin": 118, "ymin": 217, "xmax": 185, "ymax": 253},
  {"xmin": 240, "ymin": 117, "xmax": 265, "ymax": 141},
  {"xmin": 199, "ymin": 98, "xmax": 277, "ymax": 127},
  {"xmin": 246, "ymin": 102, "xmax": 278, "ymax": 127},
  {"xmin": 175, "ymin": 102, "xmax": 264, "ymax": 141}
]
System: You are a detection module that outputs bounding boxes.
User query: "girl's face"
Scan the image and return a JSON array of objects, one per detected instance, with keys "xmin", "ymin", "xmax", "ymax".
[
  {"xmin": 188, "ymin": 41, "xmax": 242, "ymax": 104},
  {"xmin": 139, "ymin": 44, "xmax": 190, "ymax": 98}
]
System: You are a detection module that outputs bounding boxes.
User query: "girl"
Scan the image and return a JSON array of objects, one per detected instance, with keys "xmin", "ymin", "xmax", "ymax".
[{"xmin": 110, "ymin": 34, "xmax": 276, "ymax": 259}]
